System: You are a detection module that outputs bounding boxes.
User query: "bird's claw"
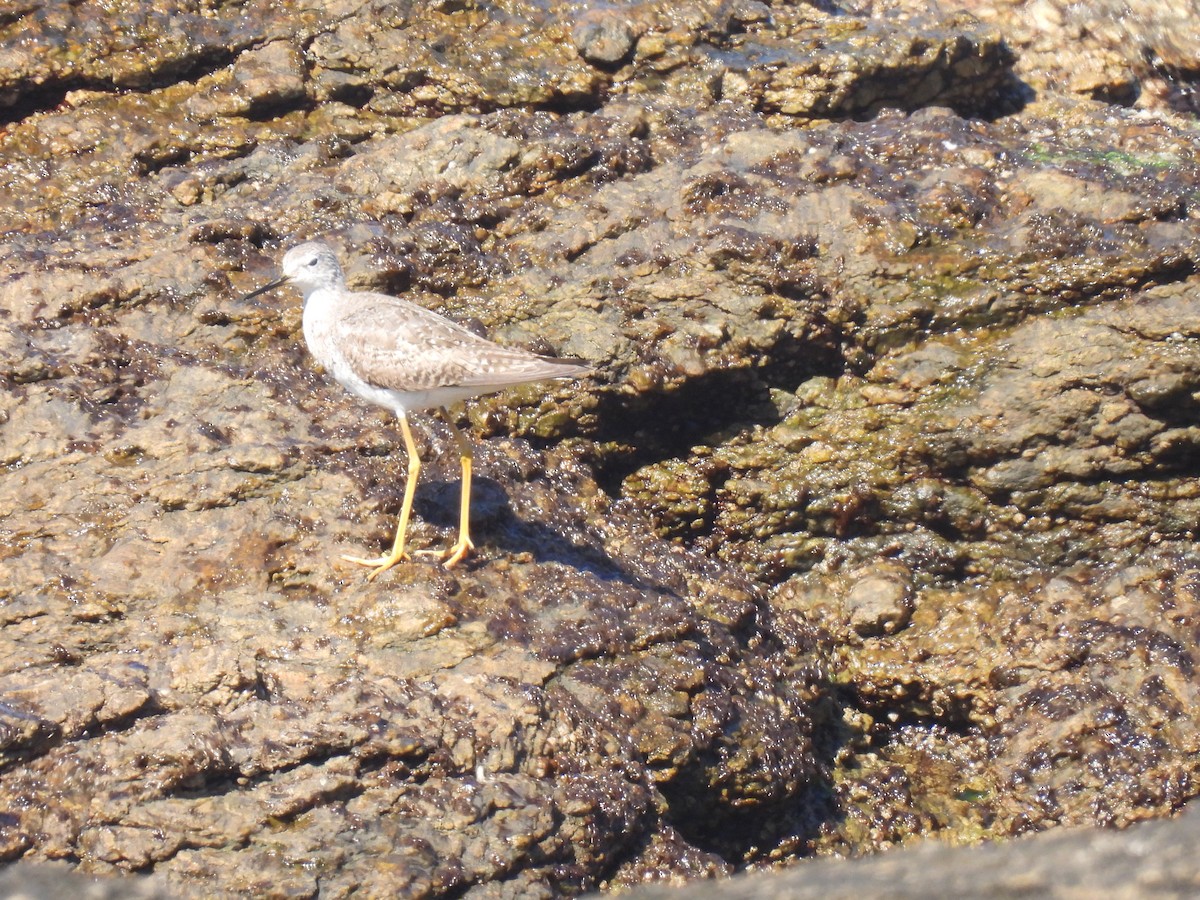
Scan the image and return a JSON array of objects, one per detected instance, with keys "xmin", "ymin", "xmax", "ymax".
[
  {"xmin": 413, "ymin": 536, "xmax": 475, "ymax": 568},
  {"xmin": 341, "ymin": 552, "xmax": 406, "ymax": 581}
]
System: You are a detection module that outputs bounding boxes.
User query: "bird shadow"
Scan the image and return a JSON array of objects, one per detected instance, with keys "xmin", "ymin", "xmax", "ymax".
[
  {"xmin": 422, "ymin": 476, "xmax": 622, "ymax": 575},
  {"xmin": 339, "ymin": 416, "xmax": 732, "ymax": 602}
]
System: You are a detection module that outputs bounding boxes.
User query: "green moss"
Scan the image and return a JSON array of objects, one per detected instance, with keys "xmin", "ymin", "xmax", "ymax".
[{"xmin": 1024, "ymin": 142, "xmax": 1181, "ymax": 175}]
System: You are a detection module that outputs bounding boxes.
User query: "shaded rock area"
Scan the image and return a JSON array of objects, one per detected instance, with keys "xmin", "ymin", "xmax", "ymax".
[
  {"xmin": 0, "ymin": 861, "xmax": 169, "ymax": 899},
  {"xmin": 631, "ymin": 802, "xmax": 1200, "ymax": 899},
  {"xmin": 1, "ymin": 0, "xmax": 1200, "ymax": 897}
]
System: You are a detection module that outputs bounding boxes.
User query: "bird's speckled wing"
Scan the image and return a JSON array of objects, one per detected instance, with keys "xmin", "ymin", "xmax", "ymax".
[{"xmin": 332, "ymin": 294, "xmax": 589, "ymax": 393}]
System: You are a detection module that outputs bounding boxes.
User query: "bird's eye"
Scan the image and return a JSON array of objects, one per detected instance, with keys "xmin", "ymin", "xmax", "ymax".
[{"xmin": 306, "ymin": 257, "xmax": 318, "ymax": 266}]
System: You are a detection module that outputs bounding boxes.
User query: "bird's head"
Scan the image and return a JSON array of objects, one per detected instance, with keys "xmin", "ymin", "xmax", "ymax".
[{"xmin": 242, "ymin": 241, "xmax": 345, "ymax": 301}]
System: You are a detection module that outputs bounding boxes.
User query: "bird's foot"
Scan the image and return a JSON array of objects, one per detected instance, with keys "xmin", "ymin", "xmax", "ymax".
[
  {"xmin": 341, "ymin": 551, "xmax": 407, "ymax": 582},
  {"xmin": 414, "ymin": 535, "xmax": 475, "ymax": 569},
  {"xmin": 441, "ymin": 534, "xmax": 476, "ymax": 568}
]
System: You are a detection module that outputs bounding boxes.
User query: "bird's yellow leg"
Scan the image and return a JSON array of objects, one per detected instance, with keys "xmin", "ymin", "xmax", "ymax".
[
  {"xmin": 430, "ymin": 416, "xmax": 475, "ymax": 567},
  {"xmin": 342, "ymin": 411, "xmax": 420, "ymax": 580}
]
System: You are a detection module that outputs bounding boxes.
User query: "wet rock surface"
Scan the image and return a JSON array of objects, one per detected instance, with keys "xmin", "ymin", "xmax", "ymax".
[
  {"xmin": 963, "ymin": 0, "xmax": 1200, "ymax": 113},
  {"xmin": 1, "ymin": 0, "xmax": 1200, "ymax": 896}
]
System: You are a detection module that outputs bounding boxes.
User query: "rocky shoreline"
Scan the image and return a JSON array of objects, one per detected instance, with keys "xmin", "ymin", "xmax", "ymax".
[{"xmin": 2, "ymin": 0, "xmax": 1200, "ymax": 896}]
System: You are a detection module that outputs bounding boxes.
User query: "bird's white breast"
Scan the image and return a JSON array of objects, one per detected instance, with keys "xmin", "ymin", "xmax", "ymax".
[
  {"xmin": 301, "ymin": 288, "xmax": 343, "ymax": 372},
  {"xmin": 302, "ymin": 287, "xmax": 432, "ymax": 415}
]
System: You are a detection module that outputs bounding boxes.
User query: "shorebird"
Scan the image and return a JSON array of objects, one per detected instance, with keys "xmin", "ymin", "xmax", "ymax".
[{"xmin": 244, "ymin": 241, "xmax": 591, "ymax": 578}]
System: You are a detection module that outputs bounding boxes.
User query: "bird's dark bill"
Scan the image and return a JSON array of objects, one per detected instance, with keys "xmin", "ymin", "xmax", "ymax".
[{"xmin": 241, "ymin": 277, "xmax": 288, "ymax": 301}]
